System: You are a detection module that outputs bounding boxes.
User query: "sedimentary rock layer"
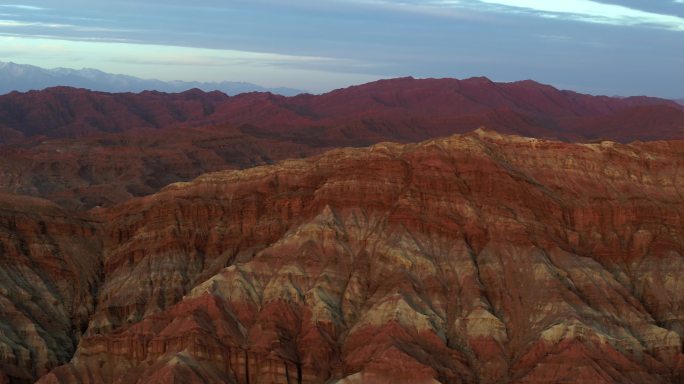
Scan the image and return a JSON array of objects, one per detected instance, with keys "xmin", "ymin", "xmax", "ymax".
[
  {"xmin": 35, "ymin": 129, "xmax": 684, "ymax": 383},
  {"xmin": 0, "ymin": 194, "xmax": 101, "ymax": 383},
  {"xmin": 2, "ymin": 77, "xmax": 684, "ymax": 209}
]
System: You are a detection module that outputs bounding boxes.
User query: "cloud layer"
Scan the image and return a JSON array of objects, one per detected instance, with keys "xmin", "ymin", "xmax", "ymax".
[{"xmin": 470, "ymin": 0, "xmax": 684, "ymax": 30}]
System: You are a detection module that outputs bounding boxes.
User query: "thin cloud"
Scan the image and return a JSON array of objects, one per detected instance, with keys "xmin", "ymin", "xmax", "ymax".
[
  {"xmin": 340, "ymin": 0, "xmax": 497, "ymax": 21},
  {"xmin": 463, "ymin": 0, "xmax": 684, "ymax": 31},
  {"xmin": 109, "ymin": 49, "xmax": 356, "ymax": 70},
  {"xmin": 338, "ymin": 0, "xmax": 684, "ymax": 30},
  {"xmin": 0, "ymin": 18, "xmax": 140, "ymax": 34},
  {"xmin": 0, "ymin": 4, "xmax": 45, "ymax": 11},
  {"xmin": 0, "ymin": 19, "xmax": 72, "ymax": 28},
  {"xmin": 0, "ymin": 32, "xmax": 137, "ymax": 44}
]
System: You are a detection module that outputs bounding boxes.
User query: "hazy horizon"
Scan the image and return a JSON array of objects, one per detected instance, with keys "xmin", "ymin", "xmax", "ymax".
[
  {"xmin": 0, "ymin": 1, "xmax": 683, "ymax": 97},
  {"xmin": 2, "ymin": 59, "xmax": 684, "ymax": 100}
]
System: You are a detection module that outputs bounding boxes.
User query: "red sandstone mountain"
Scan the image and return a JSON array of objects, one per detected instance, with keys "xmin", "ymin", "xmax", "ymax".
[
  {"xmin": 1, "ymin": 78, "xmax": 681, "ymax": 143},
  {"xmin": 1, "ymin": 78, "xmax": 684, "ymax": 210},
  {"xmin": 0, "ymin": 130, "xmax": 680, "ymax": 383},
  {"xmin": 3, "ymin": 78, "xmax": 684, "ymax": 383},
  {"xmin": 0, "ymin": 87, "xmax": 229, "ymax": 142}
]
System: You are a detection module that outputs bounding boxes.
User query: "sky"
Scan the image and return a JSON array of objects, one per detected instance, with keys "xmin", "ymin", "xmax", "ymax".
[{"xmin": 0, "ymin": 0, "xmax": 682, "ymax": 97}]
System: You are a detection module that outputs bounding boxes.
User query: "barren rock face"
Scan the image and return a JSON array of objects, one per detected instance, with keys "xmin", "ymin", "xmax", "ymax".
[
  {"xmin": 0, "ymin": 193, "xmax": 101, "ymax": 383},
  {"xmin": 1, "ymin": 78, "xmax": 678, "ymax": 143},
  {"xmin": 2, "ymin": 77, "xmax": 684, "ymax": 210},
  {"xmin": 0, "ymin": 87, "xmax": 230, "ymax": 141},
  {"xmin": 0, "ymin": 125, "xmax": 322, "ymax": 210},
  {"xmin": 33, "ymin": 130, "xmax": 684, "ymax": 383}
]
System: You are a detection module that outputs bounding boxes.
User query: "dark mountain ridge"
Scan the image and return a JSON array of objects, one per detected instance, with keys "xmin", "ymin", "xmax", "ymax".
[{"xmin": 1, "ymin": 76, "xmax": 681, "ymax": 144}]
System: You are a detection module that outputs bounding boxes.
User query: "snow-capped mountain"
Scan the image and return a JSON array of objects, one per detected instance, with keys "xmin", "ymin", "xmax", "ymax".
[{"xmin": 0, "ymin": 61, "xmax": 304, "ymax": 96}]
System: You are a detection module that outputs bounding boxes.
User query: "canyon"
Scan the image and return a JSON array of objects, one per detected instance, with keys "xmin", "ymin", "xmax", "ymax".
[{"xmin": 2, "ymin": 78, "xmax": 684, "ymax": 383}]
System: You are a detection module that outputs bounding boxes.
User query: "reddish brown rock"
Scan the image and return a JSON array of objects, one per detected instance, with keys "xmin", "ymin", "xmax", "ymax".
[
  {"xmin": 2, "ymin": 77, "xmax": 681, "ymax": 146},
  {"xmin": 0, "ymin": 87, "xmax": 229, "ymax": 141},
  {"xmin": 0, "ymin": 193, "xmax": 101, "ymax": 383},
  {"xmin": 0, "ymin": 124, "xmax": 321, "ymax": 210},
  {"xmin": 32, "ymin": 130, "xmax": 684, "ymax": 383},
  {"xmin": 1, "ymin": 78, "xmax": 684, "ymax": 210}
]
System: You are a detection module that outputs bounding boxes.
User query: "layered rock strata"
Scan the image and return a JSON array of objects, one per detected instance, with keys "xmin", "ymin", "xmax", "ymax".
[
  {"xmin": 0, "ymin": 194, "xmax": 101, "ymax": 383},
  {"xmin": 35, "ymin": 129, "xmax": 684, "ymax": 383},
  {"xmin": 2, "ymin": 78, "xmax": 684, "ymax": 209}
]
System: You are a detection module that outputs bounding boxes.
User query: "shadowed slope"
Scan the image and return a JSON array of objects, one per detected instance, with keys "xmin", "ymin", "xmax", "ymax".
[{"xmin": 0, "ymin": 193, "xmax": 102, "ymax": 383}]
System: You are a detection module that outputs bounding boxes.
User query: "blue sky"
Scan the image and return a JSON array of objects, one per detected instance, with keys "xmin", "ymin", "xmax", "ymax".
[{"xmin": 0, "ymin": 0, "xmax": 682, "ymax": 97}]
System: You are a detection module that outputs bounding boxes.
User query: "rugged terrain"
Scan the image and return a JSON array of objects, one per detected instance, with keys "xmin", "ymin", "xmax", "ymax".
[
  {"xmin": 0, "ymin": 194, "xmax": 101, "ymax": 383},
  {"xmin": 2, "ymin": 77, "xmax": 681, "ymax": 143},
  {"xmin": 3, "ymin": 77, "xmax": 684, "ymax": 383},
  {"xmin": 1, "ymin": 77, "xmax": 684, "ymax": 210},
  {"xmin": 0, "ymin": 129, "xmax": 681, "ymax": 383}
]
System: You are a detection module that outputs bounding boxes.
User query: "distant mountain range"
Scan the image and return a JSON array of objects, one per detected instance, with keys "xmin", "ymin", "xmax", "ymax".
[
  {"xmin": 0, "ymin": 61, "xmax": 305, "ymax": 96},
  {"xmin": 1, "ymin": 77, "xmax": 683, "ymax": 209},
  {"xmin": 676, "ymin": 99, "xmax": 684, "ymax": 105},
  {"xmin": 2, "ymin": 77, "xmax": 682, "ymax": 148}
]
